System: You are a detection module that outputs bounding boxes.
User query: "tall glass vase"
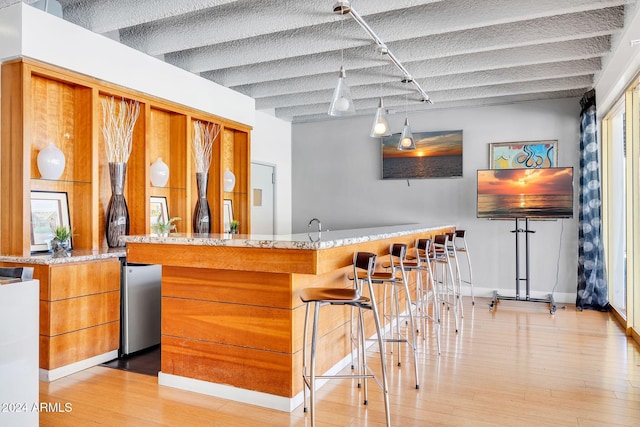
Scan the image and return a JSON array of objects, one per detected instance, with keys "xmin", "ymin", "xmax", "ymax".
[
  {"xmin": 106, "ymin": 162, "xmax": 130, "ymax": 247},
  {"xmin": 192, "ymin": 172, "xmax": 211, "ymax": 233}
]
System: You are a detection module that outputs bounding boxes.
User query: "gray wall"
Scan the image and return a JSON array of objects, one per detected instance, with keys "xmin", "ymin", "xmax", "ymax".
[{"xmin": 291, "ymin": 98, "xmax": 581, "ymax": 303}]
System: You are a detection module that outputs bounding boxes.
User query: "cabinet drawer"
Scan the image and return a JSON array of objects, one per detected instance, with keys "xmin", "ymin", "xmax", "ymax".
[
  {"xmin": 41, "ymin": 291, "xmax": 120, "ymax": 336},
  {"xmin": 48, "ymin": 260, "xmax": 120, "ymax": 300}
]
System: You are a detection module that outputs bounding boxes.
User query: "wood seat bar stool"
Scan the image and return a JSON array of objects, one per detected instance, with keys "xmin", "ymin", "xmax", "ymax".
[
  {"xmin": 301, "ymin": 252, "xmax": 391, "ymax": 427},
  {"xmin": 375, "ymin": 243, "xmax": 420, "ymax": 389},
  {"xmin": 453, "ymin": 230, "xmax": 475, "ymax": 305},
  {"xmin": 405, "ymin": 238, "xmax": 441, "ymax": 354},
  {"xmin": 432, "ymin": 234, "xmax": 460, "ymax": 332}
]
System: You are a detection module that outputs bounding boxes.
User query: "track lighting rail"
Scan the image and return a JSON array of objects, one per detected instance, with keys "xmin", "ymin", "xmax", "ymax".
[{"xmin": 333, "ymin": 1, "xmax": 432, "ymax": 104}]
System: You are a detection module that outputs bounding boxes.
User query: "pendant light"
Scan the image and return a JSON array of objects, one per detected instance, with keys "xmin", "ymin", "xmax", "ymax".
[
  {"xmin": 397, "ymin": 118, "xmax": 415, "ymax": 150},
  {"xmin": 328, "ymin": 66, "xmax": 355, "ymax": 116},
  {"xmin": 328, "ymin": 11, "xmax": 355, "ymax": 117},
  {"xmin": 397, "ymin": 93, "xmax": 415, "ymax": 150},
  {"xmin": 370, "ymin": 97, "xmax": 391, "ymax": 137}
]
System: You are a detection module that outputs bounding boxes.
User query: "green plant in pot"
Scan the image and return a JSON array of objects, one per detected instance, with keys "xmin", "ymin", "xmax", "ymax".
[
  {"xmin": 50, "ymin": 226, "xmax": 72, "ymax": 257},
  {"xmin": 152, "ymin": 216, "xmax": 181, "ymax": 236},
  {"xmin": 229, "ymin": 220, "xmax": 240, "ymax": 234}
]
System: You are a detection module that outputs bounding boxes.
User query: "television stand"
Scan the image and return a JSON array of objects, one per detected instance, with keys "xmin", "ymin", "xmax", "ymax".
[{"xmin": 489, "ymin": 218, "xmax": 556, "ymax": 314}]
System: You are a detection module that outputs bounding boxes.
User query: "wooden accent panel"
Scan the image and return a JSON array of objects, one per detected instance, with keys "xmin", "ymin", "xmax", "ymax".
[
  {"xmin": 30, "ymin": 75, "xmax": 76, "ymax": 180},
  {"xmin": 163, "ymin": 297, "xmax": 292, "ymax": 353},
  {"xmin": 147, "ymin": 107, "xmax": 189, "ymax": 233},
  {"xmin": 40, "ymin": 321, "xmax": 119, "ymax": 370},
  {"xmin": 127, "ymin": 100, "xmax": 148, "ymax": 237},
  {"xmin": 0, "ymin": 61, "xmax": 29, "ymax": 256},
  {"xmin": 42, "ymin": 291, "xmax": 119, "ymax": 336},
  {"xmin": 162, "ymin": 335, "xmax": 293, "ymax": 397},
  {"xmin": 220, "ymin": 128, "xmax": 250, "ymax": 234},
  {"xmin": 48, "ymin": 259, "xmax": 120, "ymax": 300},
  {"xmin": 127, "ymin": 243, "xmax": 317, "ymax": 274},
  {"xmin": 162, "ymin": 266, "xmax": 292, "ymax": 308}
]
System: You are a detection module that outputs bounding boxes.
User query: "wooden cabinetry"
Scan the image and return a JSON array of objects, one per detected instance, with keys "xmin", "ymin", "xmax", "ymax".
[
  {"xmin": 1, "ymin": 58, "xmax": 252, "ymax": 256},
  {"xmin": 39, "ymin": 259, "xmax": 121, "ymax": 372},
  {"xmin": 0, "ymin": 257, "xmax": 121, "ymax": 380}
]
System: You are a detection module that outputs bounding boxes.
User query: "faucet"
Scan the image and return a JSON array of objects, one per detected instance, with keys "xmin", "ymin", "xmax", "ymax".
[{"xmin": 308, "ymin": 218, "xmax": 321, "ymax": 232}]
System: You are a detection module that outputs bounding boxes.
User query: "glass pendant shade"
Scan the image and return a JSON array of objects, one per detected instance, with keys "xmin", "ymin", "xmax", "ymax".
[
  {"xmin": 370, "ymin": 98, "xmax": 391, "ymax": 137},
  {"xmin": 328, "ymin": 66, "xmax": 355, "ymax": 116},
  {"xmin": 397, "ymin": 117, "xmax": 416, "ymax": 150}
]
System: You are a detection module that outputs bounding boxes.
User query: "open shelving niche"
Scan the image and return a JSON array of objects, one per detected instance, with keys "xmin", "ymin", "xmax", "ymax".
[{"xmin": 1, "ymin": 58, "xmax": 252, "ymax": 257}]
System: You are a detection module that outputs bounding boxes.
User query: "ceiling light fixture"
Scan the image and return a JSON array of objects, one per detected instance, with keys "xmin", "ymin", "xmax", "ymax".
[
  {"xmin": 397, "ymin": 93, "xmax": 415, "ymax": 150},
  {"xmin": 370, "ymin": 97, "xmax": 391, "ymax": 137},
  {"xmin": 333, "ymin": 1, "xmax": 431, "ymax": 104},
  {"xmin": 398, "ymin": 117, "xmax": 415, "ymax": 150},
  {"xmin": 328, "ymin": 11, "xmax": 356, "ymax": 116}
]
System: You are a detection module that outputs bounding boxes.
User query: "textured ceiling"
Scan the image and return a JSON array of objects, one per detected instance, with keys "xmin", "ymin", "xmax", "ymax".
[{"xmin": 20, "ymin": 0, "xmax": 639, "ymax": 122}]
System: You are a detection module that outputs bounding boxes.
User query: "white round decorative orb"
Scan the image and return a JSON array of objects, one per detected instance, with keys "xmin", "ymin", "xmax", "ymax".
[
  {"xmin": 37, "ymin": 142, "xmax": 66, "ymax": 180},
  {"xmin": 150, "ymin": 157, "xmax": 169, "ymax": 187},
  {"xmin": 223, "ymin": 168, "xmax": 236, "ymax": 192}
]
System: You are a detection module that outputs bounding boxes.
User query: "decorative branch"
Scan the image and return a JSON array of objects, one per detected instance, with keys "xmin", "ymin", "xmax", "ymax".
[
  {"xmin": 192, "ymin": 121, "xmax": 221, "ymax": 173},
  {"xmin": 101, "ymin": 97, "xmax": 140, "ymax": 163}
]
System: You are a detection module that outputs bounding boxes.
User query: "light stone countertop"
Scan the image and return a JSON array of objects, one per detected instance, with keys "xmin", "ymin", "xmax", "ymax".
[
  {"xmin": 0, "ymin": 248, "xmax": 126, "ymax": 265},
  {"xmin": 121, "ymin": 223, "xmax": 456, "ymax": 250}
]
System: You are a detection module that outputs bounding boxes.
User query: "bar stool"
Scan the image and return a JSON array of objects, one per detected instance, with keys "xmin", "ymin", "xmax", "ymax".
[
  {"xmin": 445, "ymin": 232, "xmax": 464, "ymax": 320},
  {"xmin": 375, "ymin": 243, "xmax": 419, "ymax": 389},
  {"xmin": 454, "ymin": 230, "xmax": 475, "ymax": 305},
  {"xmin": 432, "ymin": 234, "xmax": 460, "ymax": 332},
  {"xmin": 301, "ymin": 252, "xmax": 391, "ymax": 427},
  {"xmin": 405, "ymin": 238, "xmax": 441, "ymax": 354}
]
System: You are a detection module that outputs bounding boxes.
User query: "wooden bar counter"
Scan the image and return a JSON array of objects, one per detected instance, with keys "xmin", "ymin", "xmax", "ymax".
[{"xmin": 123, "ymin": 224, "xmax": 454, "ymax": 411}]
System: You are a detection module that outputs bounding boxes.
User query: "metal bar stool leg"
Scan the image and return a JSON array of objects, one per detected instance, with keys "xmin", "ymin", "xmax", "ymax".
[
  {"xmin": 455, "ymin": 230, "xmax": 474, "ymax": 306},
  {"xmin": 302, "ymin": 300, "xmax": 310, "ymax": 413},
  {"xmin": 365, "ymin": 269, "xmax": 391, "ymax": 426},
  {"xmin": 308, "ymin": 301, "xmax": 321, "ymax": 426},
  {"xmin": 400, "ymin": 265, "xmax": 420, "ymax": 388}
]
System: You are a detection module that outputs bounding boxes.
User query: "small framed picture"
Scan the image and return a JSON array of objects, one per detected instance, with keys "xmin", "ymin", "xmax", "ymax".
[
  {"xmin": 150, "ymin": 196, "xmax": 169, "ymax": 228},
  {"xmin": 489, "ymin": 140, "xmax": 558, "ymax": 169},
  {"xmin": 30, "ymin": 191, "xmax": 71, "ymax": 252},
  {"xmin": 223, "ymin": 199, "xmax": 234, "ymax": 232}
]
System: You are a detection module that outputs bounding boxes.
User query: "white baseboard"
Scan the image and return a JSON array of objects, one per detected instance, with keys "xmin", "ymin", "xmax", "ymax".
[{"xmin": 39, "ymin": 350, "xmax": 118, "ymax": 382}]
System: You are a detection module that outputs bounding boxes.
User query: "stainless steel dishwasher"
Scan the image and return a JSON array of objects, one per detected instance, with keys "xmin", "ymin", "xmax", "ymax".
[{"xmin": 121, "ymin": 263, "xmax": 162, "ymax": 356}]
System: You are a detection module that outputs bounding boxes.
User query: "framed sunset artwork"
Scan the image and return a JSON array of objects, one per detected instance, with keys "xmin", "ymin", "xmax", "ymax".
[{"xmin": 381, "ymin": 130, "xmax": 463, "ymax": 179}]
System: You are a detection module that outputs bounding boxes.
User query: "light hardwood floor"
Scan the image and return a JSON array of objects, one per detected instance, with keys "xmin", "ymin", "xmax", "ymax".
[{"xmin": 39, "ymin": 298, "xmax": 640, "ymax": 426}]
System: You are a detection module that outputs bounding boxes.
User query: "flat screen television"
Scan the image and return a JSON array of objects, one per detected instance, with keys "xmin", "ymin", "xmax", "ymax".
[{"xmin": 477, "ymin": 167, "xmax": 574, "ymax": 219}]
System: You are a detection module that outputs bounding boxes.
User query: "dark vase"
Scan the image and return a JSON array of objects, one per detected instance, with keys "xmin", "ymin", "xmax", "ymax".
[
  {"xmin": 106, "ymin": 162, "xmax": 130, "ymax": 247},
  {"xmin": 192, "ymin": 172, "xmax": 211, "ymax": 233}
]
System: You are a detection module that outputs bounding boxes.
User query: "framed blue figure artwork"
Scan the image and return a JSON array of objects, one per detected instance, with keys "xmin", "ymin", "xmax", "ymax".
[{"xmin": 489, "ymin": 140, "xmax": 557, "ymax": 169}]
